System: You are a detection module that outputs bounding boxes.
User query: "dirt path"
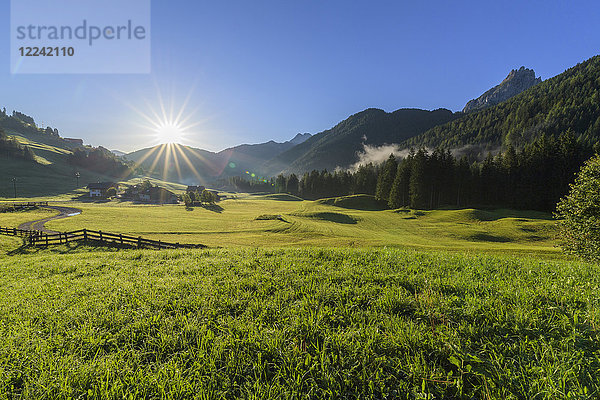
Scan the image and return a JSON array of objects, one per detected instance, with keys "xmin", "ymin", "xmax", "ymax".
[{"xmin": 18, "ymin": 206, "xmax": 82, "ymax": 234}]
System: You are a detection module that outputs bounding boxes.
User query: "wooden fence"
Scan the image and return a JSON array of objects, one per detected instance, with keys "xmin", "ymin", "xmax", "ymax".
[{"xmin": 0, "ymin": 227, "xmax": 205, "ymax": 250}]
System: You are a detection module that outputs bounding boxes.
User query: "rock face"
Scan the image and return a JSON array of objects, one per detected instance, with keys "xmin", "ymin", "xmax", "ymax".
[
  {"xmin": 463, "ymin": 67, "xmax": 542, "ymax": 113},
  {"xmin": 288, "ymin": 133, "xmax": 312, "ymax": 145}
]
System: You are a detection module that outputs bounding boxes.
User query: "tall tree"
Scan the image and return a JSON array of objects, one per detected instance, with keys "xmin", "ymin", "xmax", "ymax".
[
  {"xmin": 409, "ymin": 149, "xmax": 428, "ymax": 209},
  {"xmin": 375, "ymin": 154, "xmax": 397, "ymax": 202}
]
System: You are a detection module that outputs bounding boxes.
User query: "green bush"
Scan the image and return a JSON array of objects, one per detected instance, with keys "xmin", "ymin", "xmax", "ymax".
[{"xmin": 555, "ymin": 154, "xmax": 600, "ymax": 261}]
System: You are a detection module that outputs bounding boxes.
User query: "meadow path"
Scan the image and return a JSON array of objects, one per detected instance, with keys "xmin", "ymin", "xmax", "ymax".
[{"xmin": 18, "ymin": 205, "xmax": 82, "ymax": 234}]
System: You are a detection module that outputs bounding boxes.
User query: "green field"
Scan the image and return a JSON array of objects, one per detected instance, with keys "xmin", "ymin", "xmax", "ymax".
[
  {"xmin": 0, "ymin": 195, "xmax": 593, "ymax": 398},
  {"xmin": 36, "ymin": 194, "xmax": 560, "ymax": 256},
  {"xmin": 0, "ymin": 246, "xmax": 597, "ymax": 399},
  {"xmin": 0, "ymin": 207, "xmax": 55, "ymax": 228}
]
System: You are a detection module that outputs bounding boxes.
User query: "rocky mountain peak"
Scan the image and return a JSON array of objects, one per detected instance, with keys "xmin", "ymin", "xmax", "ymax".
[
  {"xmin": 288, "ymin": 132, "xmax": 312, "ymax": 145},
  {"xmin": 463, "ymin": 67, "xmax": 542, "ymax": 113}
]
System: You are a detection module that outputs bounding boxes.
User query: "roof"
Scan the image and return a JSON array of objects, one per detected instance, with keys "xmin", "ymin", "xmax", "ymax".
[
  {"xmin": 144, "ymin": 187, "xmax": 176, "ymax": 196},
  {"xmin": 87, "ymin": 182, "xmax": 117, "ymax": 190}
]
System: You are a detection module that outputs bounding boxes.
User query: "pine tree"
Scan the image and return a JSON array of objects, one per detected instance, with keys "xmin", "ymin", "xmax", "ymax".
[
  {"xmin": 409, "ymin": 149, "xmax": 428, "ymax": 209},
  {"xmin": 286, "ymin": 174, "xmax": 299, "ymax": 196},
  {"xmin": 388, "ymin": 157, "xmax": 412, "ymax": 208},
  {"xmin": 375, "ymin": 154, "xmax": 397, "ymax": 202}
]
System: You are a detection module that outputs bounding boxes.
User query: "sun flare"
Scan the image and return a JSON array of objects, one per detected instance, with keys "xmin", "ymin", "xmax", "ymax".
[
  {"xmin": 154, "ymin": 121, "xmax": 185, "ymax": 144},
  {"xmin": 118, "ymin": 82, "xmax": 219, "ymax": 185}
]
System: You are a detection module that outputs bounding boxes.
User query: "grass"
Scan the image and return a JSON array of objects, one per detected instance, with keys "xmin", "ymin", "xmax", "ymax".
[
  {"xmin": 0, "ymin": 246, "xmax": 598, "ymax": 399},
  {"xmin": 36, "ymin": 195, "xmax": 560, "ymax": 256},
  {"xmin": 0, "ymin": 207, "xmax": 55, "ymax": 227}
]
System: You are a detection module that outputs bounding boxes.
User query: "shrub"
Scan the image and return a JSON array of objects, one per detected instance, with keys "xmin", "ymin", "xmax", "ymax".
[{"xmin": 555, "ymin": 154, "xmax": 600, "ymax": 261}]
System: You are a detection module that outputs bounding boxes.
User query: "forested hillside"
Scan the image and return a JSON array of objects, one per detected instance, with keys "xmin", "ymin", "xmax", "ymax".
[
  {"xmin": 405, "ymin": 55, "xmax": 600, "ymax": 149},
  {"xmin": 264, "ymin": 108, "xmax": 458, "ymax": 174}
]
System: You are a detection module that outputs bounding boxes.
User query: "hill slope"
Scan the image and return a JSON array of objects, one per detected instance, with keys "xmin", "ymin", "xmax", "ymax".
[
  {"xmin": 264, "ymin": 108, "xmax": 458, "ymax": 175},
  {"xmin": 405, "ymin": 55, "xmax": 600, "ymax": 149},
  {"xmin": 0, "ymin": 112, "xmax": 135, "ymax": 198}
]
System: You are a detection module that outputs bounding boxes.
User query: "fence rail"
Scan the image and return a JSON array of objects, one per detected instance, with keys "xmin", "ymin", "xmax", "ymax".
[{"xmin": 0, "ymin": 226, "xmax": 205, "ymax": 250}]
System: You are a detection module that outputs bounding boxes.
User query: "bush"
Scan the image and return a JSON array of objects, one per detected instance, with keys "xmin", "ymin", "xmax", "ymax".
[{"xmin": 555, "ymin": 154, "xmax": 600, "ymax": 261}]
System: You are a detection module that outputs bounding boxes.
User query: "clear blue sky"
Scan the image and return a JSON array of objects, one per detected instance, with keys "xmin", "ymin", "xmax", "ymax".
[{"xmin": 0, "ymin": 0, "xmax": 598, "ymax": 152}]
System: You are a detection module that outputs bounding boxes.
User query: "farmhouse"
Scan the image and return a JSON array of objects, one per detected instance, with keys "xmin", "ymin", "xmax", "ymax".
[
  {"xmin": 140, "ymin": 187, "xmax": 178, "ymax": 204},
  {"xmin": 87, "ymin": 182, "xmax": 118, "ymax": 198}
]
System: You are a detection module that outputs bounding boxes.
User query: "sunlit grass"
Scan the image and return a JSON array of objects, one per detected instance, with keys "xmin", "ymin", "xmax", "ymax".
[
  {"xmin": 39, "ymin": 196, "xmax": 561, "ymax": 256},
  {"xmin": 0, "ymin": 247, "xmax": 597, "ymax": 398}
]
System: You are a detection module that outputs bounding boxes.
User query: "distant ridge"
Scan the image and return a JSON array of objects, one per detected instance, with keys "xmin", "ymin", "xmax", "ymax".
[{"xmin": 125, "ymin": 133, "xmax": 313, "ymax": 183}]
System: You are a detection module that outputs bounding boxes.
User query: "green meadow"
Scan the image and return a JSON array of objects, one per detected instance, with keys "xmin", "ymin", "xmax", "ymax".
[
  {"xmin": 0, "ymin": 195, "xmax": 595, "ymax": 399},
  {"xmin": 38, "ymin": 194, "xmax": 560, "ymax": 257},
  {"xmin": 0, "ymin": 246, "xmax": 598, "ymax": 399}
]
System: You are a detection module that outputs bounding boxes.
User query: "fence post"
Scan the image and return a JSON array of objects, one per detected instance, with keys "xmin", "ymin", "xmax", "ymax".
[
  {"xmin": 120, "ymin": 234, "xmax": 123, "ymax": 245},
  {"xmin": 158, "ymin": 240, "xmax": 162, "ymax": 249},
  {"xmin": 84, "ymin": 229, "xmax": 87, "ymax": 243},
  {"xmin": 13, "ymin": 228, "xmax": 16, "ymax": 236},
  {"xmin": 99, "ymin": 230, "xmax": 103, "ymax": 243},
  {"xmin": 45, "ymin": 233, "xmax": 48, "ymax": 246},
  {"xmin": 138, "ymin": 237, "xmax": 141, "ymax": 249}
]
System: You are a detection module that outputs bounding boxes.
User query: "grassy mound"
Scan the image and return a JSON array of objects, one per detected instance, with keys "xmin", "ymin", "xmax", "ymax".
[
  {"xmin": 467, "ymin": 232, "xmax": 512, "ymax": 242},
  {"xmin": 259, "ymin": 193, "xmax": 303, "ymax": 201},
  {"xmin": 0, "ymin": 247, "xmax": 596, "ymax": 398},
  {"xmin": 255, "ymin": 214, "xmax": 287, "ymax": 222},
  {"xmin": 292, "ymin": 211, "xmax": 358, "ymax": 224},
  {"xmin": 316, "ymin": 194, "xmax": 387, "ymax": 210},
  {"xmin": 447, "ymin": 208, "xmax": 552, "ymax": 222}
]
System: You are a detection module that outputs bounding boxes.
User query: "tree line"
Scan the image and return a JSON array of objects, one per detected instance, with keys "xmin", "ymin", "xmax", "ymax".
[
  {"xmin": 181, "ymin": 189, "xmax": 217, "ymax": 207},
  {"xmin": 246, "ymin": 132, "xmax": 598, "ymax": 212},
  {"xmin": 69, "ymin": 147, "xmax": 132, "ymax": 178}
]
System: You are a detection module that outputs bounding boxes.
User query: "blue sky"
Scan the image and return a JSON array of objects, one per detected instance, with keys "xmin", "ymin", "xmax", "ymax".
[{"xmin": 0, "ymin": 0, "xmax": 598, "ymax": 152}]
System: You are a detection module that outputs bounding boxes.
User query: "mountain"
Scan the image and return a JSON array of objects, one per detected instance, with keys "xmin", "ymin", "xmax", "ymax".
[
  {"xmin": 263, "ymin": 108, "xmax": 458, "ymax": 175},
  {"xmin": 405, "ymin": 55, "xmax": 600, "ymax": 150},
  {"xmin": 125, "ymin": 133, "xmax": 312, "ymax": 183},
  {"xmin": 463, "ymin": 67, "xmax": 542, "ymax": 113},
  {"xmin": 288, "ymin": 133, "xmax": 312, "ymax": 145}
]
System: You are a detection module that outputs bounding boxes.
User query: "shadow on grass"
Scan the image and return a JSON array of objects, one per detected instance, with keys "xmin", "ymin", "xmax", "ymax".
[
  {"xmin": 255, "ymin": 214, "xmax": 289, "ymax": 223},
  {"xmin": 201, "ymin": 204, "xmax": 224, "ymax": 213},
  {"xmin": 294, "ymin": 211, "xmax": 358, "ymax": 224},
  {"xmin": 69, "ymin": 194, "xmax": 111, "ymax": 203},
  {"xmin": 7, "ymin": 241, "xmax": 132, "ymax": 256},
  {"xmin": 316, "ymin": 195, "xmax": 388, "ymax": 211}
]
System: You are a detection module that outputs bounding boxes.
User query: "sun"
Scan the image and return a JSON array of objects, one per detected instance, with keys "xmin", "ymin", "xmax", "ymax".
[
  {"xmin": 154, "ymin": 121, "xmax": 185, "ymax": 144},
  {"xmin": 122, "ymin": 81, "xmax": 208, "ymax": 148}
]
